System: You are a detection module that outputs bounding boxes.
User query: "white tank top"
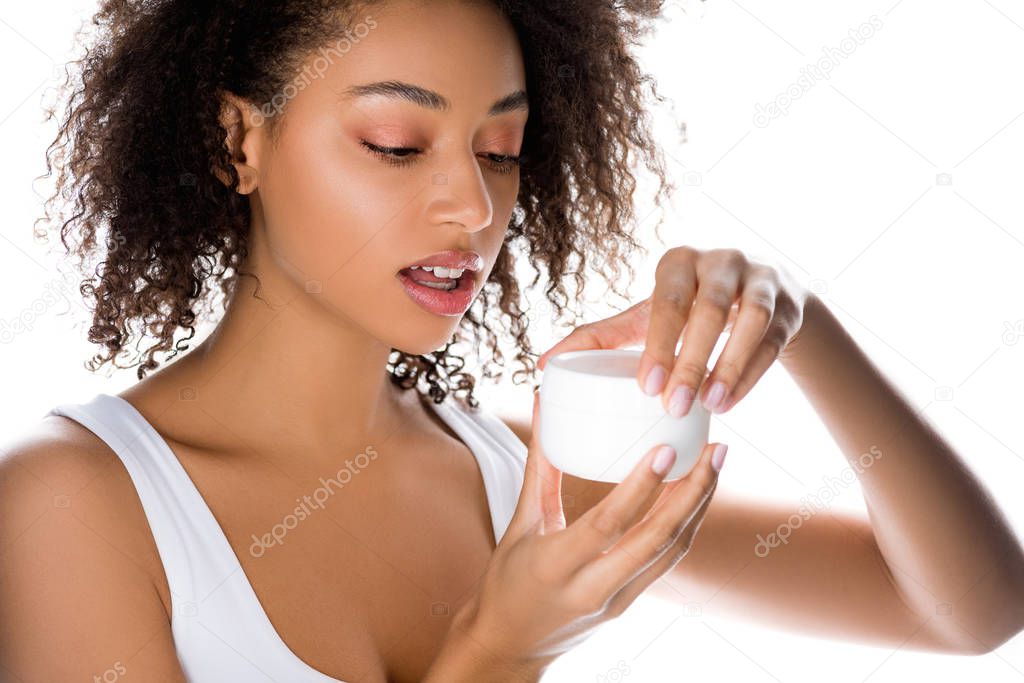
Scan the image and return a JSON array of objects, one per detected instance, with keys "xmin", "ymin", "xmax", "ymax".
[{"xmin": 44, "ymin": 392, "xmax": 527, "ymax": 682}]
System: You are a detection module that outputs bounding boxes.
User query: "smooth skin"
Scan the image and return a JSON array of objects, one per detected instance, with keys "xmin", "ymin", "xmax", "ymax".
[{"xmin": 2, "ymin": 2, "xmax": 1023, "ymax": 683}]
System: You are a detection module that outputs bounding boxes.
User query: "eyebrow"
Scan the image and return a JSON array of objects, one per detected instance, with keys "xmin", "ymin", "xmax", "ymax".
[{"xmin": 340, "ymin": 80, "xmax": 529, "ymax": 116}]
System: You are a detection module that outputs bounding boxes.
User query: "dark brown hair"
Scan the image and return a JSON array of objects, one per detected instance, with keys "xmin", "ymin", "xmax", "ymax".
[{"xmin": 36, "ymin": 0, "xmax": 677, "ymax": 409}]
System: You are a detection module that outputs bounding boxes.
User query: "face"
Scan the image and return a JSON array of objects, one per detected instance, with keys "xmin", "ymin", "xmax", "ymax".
[{"xmin": 232, "ymin": 0, "xmax": 528, "ymax": 355}]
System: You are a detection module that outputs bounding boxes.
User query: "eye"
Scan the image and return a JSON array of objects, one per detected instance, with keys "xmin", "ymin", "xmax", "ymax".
[
  {"xmin": 360, "ymin": 140, "xmax": 419, "ymax": 168},
  {"xmin": 359, "ymin": 139, "xmax": 523, "ymax": 174},
  {"xmin": 483, "ymin": 153, "xmax": 523, "ymax": 175}
]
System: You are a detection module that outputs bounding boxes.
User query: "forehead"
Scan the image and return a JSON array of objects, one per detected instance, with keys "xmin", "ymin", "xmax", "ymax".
[{"xmin": 312, "ymin": 0, "xmax": 526, "ymax": 114}]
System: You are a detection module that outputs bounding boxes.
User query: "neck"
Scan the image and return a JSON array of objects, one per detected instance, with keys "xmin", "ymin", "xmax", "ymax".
[{"xmin": 176, "ymin": 257, "xmax": 409, "ymax": 458}]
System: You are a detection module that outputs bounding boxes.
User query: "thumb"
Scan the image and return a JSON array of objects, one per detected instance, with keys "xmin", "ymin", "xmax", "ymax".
[
  {"xmin": 537, "ymin": 296, "xmax": 652, "ymax": 371},
  {"xmin": 505, "ymin": 389, "xmax": 565, "ymax": 541}
]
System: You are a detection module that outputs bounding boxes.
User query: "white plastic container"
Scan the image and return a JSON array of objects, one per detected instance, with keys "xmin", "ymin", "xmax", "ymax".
[{"xmin": 539, "ymin": 349, "xmax": 711, "ymax": 482}]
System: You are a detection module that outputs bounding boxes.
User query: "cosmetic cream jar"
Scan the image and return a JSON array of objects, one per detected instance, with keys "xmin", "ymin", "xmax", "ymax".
[{"xmin": 539, "ymin": 349, "xmax": 711, "ymax": 482}]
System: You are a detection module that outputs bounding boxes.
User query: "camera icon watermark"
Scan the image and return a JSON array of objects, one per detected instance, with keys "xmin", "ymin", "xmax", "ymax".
[
  {"xmin": 681, "ymin": 171, "xmax": 702, "ymax": 187},
  {"xmin": 176, "ymin": 600, "xmax": 198, "ymax": 617},
  {"xmin": 595, "ymin": 659, "xmax": 631, "ymax": 683}
]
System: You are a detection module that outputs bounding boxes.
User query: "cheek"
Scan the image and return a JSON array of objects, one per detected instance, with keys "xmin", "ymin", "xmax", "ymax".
[
  {"xmin": 255, "ymin": 120, "xmax": 517, "ymax": 346},
  {"xmin": 259, "ymin": 130, "xmax": 414, "ymax": 287}
]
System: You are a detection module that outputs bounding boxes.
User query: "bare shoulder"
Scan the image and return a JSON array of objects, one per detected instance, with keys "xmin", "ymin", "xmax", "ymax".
[
  {"xmin": 0, "ymin": 414, "xmax": 184, "ymax": 680},
  {"xmin": 0, "ymin": 413, "xmax": 165, "ymax": 566}
]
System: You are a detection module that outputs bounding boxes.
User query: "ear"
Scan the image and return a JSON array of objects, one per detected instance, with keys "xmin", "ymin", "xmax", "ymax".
[{"xmin": 214, "ymin": 91, "xmax": 266, "ymax": 195}]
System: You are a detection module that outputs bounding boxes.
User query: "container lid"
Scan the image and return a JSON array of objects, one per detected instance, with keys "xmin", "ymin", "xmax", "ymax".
[{"xmin": 541, "ymin": 349, "xmax": 710, "ymax": 418}]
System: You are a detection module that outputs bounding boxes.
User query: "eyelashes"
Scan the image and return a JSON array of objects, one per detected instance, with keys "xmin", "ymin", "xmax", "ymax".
[{"xmin": 358, "ymin": 139, "xmax": 523, "ymax": 175}]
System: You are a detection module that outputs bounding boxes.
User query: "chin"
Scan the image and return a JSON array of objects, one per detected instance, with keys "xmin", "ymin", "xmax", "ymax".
[{"xmin": 387, "ymin": 321, "xmax": 465, "ymax": 357}]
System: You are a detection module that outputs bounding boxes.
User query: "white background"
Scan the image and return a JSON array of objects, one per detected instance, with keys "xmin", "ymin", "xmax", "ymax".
[{"xmin": 1, "ymin": 0, "xmax": 1022, "ymax": 681}]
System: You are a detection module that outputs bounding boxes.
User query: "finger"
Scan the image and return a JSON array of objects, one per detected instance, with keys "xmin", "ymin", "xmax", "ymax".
[
  {"xmin": 557, "ymin": 442, "xmax": 679, "ymax": 574},
  {"xmin": 699, "ymin": 270, "xmax": 777, "ymax": 413},
  {"xmin": 537, "ymin": 298, "xmax": 652, "ymax": 371},
  {"xmin": 637, "ymin": 250, "xmax": 698, "ymax": 398},
  {"xmin": 662, "ymin": 251, "xmax": 744, "ymax": 418},
  {"xmin": 504, "ymin": 390, "xmax": 564, "ymax": 541},
  {"xmin": 604, "ymin": 477, "xmax": 717, "ymax": 614},
  {"xmin": 571, "ymin": 442, "xmax": 724, "ymax": 604},
  {"xmin": 718, "ymin": 325, "xmax": 790, "ymax": 413}
]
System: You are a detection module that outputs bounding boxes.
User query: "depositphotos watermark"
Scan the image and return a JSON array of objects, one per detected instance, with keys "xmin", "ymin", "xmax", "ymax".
[
  {"xmin": 249, "ymin": 446, "xmax": 379, "ymax": 557},
  {"xmin": 753, "ymin": 445, "xmax": 883, "ymax": 558},
  {"xmin": 92, "ymin": 660, "xmax": 126, "ymax": 683},
  {"xmin": 1003, "ymin": 319, "xmax": 1024, "ymax": 345},
  {"xmin": 753, "ymin": 15, "xmax": 883, "ymax": 128},
  {"xmin": 252, "ymin": 15, "xmax": 378, "ymax": 127},
  {"xmin": 0, "ymin": 259, "xmax": 94, "ymax": 345}
]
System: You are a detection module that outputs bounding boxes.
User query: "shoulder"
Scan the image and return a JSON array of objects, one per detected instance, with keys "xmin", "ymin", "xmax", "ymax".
[
  {"xmin": 0, "ymin": 411, "xmax": 183, "ymax": 678},
  {"xmin": 0, "ymin": 413, "xmax": 171, "ymax": 611},
  {"xmin": 0, "ymin": 413, "xmax": 131, "ymax": 506},
  {"xmin": 1, "ymin": 412, "xmax": 142, "ymax": 505}
]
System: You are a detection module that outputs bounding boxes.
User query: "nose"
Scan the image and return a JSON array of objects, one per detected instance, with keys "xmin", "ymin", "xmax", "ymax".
[{"xmin": 425, "ymin": 151, "xmax": 494, "ymax": 233}]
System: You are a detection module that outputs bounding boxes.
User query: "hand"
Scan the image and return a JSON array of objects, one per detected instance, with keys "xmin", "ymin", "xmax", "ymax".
[
  {"xmin": 537, "ymin": 246, "xmax": 810, "ymax": 416},
  {"xmin": 450, "ymin": 391, "xmax": 726, "ymax": 675}
]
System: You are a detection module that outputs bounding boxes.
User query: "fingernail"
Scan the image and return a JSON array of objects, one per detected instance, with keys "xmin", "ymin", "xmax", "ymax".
[
  {"xmin": 667, "ymin": 385, "xmax": 693, "ymax": 418},
  {"xmin": 643, "ymin": 364, "xmax": 667, "ymax": 396},
  {"xmin": 651, "ymin": 445, "xmax": 677, "ymax": 476},
  {"xmin": 704, "ymin": 381, "xmax": 728, "ymax": 413},
  {"xmin": 711, "ymin": 443, "xmax": 729, "ymax": 472}
]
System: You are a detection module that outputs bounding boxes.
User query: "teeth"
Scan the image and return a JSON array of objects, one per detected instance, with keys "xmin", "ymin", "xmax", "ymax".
[
  {"xmin": 436, "ymin": 267, "xmax": 464, "ymax": 278},
  {"xmin": 408, "ymin": 265, "xmax": 465, "ymax": 279}
]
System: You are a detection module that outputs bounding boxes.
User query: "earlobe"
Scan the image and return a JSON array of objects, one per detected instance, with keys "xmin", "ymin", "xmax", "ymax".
[
  {"xmin": 234, "ymin": 168, "xmax": 258, "ymax": 195},
  {"xmin": 214, "ymin": 91, "xmax": 262, "ymax": 195}
]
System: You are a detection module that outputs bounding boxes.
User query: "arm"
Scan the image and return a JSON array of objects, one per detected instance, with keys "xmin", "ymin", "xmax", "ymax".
[
  {"xmin": 526, "ymin": 247, "xmax": 1023, "ymax": 655},
  {"xmin": 773, "ymin": 293, "xmax": 1024, "ymax": 653},
  {"xmin": 500, "ymin": 411, "xmax": 968, "ymax": 655},
  {"xmin": 501, "ymin": 298, "xmax": 1024, "ymax": 657},
  {"xmin": 0, "ymin": 418, "xmax": 188, "ymax": 681}
]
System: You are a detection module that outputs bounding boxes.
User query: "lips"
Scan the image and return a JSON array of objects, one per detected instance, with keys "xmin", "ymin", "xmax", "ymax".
[{"xmin": 396, "ymin": 267, "xmax": 476, "ymax": 316}]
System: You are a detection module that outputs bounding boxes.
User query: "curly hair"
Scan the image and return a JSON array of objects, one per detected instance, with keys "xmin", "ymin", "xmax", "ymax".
[{"xmin": 35, "ymin": 0, "xmax": 678, "ymax": 410}]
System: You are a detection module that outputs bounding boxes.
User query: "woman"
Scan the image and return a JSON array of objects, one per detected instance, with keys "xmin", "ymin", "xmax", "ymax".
[{"xmin": 2, "ymin": 0, "xmax": 1021, "ymax": 681}]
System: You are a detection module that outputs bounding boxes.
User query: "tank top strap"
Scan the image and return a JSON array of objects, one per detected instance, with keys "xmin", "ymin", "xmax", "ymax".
[
  {"xmin": 425, "ymin": 396, "xmax": 527, "ymax": 544},
  {"xmin": 43, "ymin": 393, "xmax": 239, "ymax": 604}
]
